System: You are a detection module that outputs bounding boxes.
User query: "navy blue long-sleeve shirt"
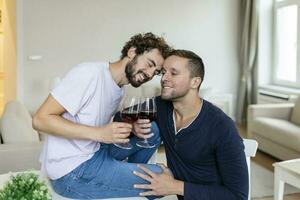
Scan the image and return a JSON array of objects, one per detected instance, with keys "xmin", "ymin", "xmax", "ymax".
[{"xmin": 155, "ymin": 96, "xmax": 248, "ymax": 200}]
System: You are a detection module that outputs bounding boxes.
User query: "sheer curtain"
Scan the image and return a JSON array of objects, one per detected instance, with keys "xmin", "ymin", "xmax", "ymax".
[{"xmin": 236, "ymin": 0, "xmax": 259, "ymax": 124}]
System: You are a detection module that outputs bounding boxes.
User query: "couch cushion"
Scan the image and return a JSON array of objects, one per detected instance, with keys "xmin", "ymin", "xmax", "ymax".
[
  {"xmin": 0, "ymin": 101, "xmax": 39, "ymax": 144},
  {"xmin": 291, "ymin": 97, "xmax": 300, "ymax": 125},
  {"xmin": 252, "ymin": 117, "xmax": 300, "ymax": 152}
]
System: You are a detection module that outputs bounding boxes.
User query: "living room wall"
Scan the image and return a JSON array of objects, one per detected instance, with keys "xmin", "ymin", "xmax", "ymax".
[
  {"xmin": 2, "ymin": 0, "xmax": 16, "ymax": 112},
  {"xmin": 17, "ymin": 0, "xmax": 241, "ymax": 113}
]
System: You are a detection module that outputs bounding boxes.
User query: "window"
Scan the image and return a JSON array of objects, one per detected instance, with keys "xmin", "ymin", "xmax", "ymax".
[{"xmin": 273, "ymin": 0, "xmax": 300, "ymax": 88}]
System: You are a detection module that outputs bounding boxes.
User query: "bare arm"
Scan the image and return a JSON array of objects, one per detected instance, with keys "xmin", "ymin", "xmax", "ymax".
[{"xmin": 32, "ymin": 94, "xmax": 132, "ymax": 144}]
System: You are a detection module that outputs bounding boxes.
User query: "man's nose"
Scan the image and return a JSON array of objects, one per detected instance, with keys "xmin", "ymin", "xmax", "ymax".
[
  {"xmin": 146, "ymin": 68, "xmax": 156, "ymax": 78},
  {"xmin": 161, "ymin": 72, "xmax": 169, "ymax": 81}
]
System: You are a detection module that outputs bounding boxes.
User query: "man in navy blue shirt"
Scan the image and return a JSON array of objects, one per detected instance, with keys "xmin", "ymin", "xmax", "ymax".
[{"xmin": 133, "ymin": 50, "xmax": 249, "ymax": 200}]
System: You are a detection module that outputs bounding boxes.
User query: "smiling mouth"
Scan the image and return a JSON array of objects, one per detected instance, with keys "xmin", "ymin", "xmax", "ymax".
[
  {"xmin": 139, "ymin": 74, "xmax": 145, "ymax": 81},
  {"xmin": 136, "ymin": 73, "xmax": 148, "ymax": 82},
  {"xmin": 162, "ymin": 86, "xmax": 172, "ymax": 90}
]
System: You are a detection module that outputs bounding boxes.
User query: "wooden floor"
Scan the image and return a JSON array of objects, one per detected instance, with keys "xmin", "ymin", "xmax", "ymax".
[{"xmin": 237, "ymin": 125, "xmax": 300, "ymax": 200}]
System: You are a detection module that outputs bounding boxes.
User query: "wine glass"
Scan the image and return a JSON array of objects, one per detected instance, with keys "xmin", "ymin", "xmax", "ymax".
[
  {"xmin": 114, "ymin": 97, "xmax": 140, "ymax": 150},
  {"xmin": 136, "ymin": 97, "xmax": 157, "ymax": 148}
]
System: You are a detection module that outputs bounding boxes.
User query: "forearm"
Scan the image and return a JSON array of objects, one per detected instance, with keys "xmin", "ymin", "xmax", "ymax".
[{"xmin": 33, "ymin": 114, "xmax": 101, "ymax": 141}]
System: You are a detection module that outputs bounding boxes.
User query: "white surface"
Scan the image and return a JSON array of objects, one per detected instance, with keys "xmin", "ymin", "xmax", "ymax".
[
  {"xmin": 250, "ymin": 162, "xmax": 299, "ymax": 198},
  {"xmin": 243, "ymin": 139, "xmax": 258, "ymax": 157},
  {"xmin": 16, "ymin": 0, "xmax": 241, "ymax": 113},
  {"xmin": 28, "ymin": 55, "xmax": 42, "ymax": 60},
  {"xmin": 273, "ymin": 159, "xmax": 300, "ymax": 200},
  {"xmin": 243, "ymin": 139, "xmax": 258, "ymax": 200},
  {"xmin": 204, "ymin": 93, "xmax": 234, "ymax": 119},
  {"xmin": 0, "ymin": 171, "xmax": 176, "ymax": 200},
  {"xmin": 0, "ymin": 171, "xmax": 70, "ymax": 200}
]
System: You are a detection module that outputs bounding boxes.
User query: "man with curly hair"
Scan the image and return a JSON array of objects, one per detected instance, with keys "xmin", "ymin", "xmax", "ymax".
[{"xmin": 33, "ymin": 32, "xmax": 172, "ymax": 199}]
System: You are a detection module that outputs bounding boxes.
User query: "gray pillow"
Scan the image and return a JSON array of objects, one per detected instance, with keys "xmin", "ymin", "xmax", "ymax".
[{"xmin": 0, "ymin": 101, "xmax": 40, "ymax": 144}]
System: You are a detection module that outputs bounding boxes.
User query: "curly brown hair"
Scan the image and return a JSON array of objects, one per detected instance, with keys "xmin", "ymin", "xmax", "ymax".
[{"xmin": 121, "ymin": 32, "xmax": 172, "ymax": 59}]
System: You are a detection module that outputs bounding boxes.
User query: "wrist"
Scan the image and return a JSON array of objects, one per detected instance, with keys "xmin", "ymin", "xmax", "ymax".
[
  {"xmin": 173, "ymin": 180, "xmax": 184, "ymax": 196},
  {"xmin": 89, "ymin": 127, "xmax": 104, "ymax": 141}
]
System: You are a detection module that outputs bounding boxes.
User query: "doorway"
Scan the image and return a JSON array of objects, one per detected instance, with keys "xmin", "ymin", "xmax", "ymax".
[{"xmin": 0, "ymin": 0, "xmax": 16, "ymax": 115}]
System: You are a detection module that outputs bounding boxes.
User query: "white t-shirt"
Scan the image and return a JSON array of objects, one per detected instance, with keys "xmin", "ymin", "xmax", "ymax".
[{"xmin": 40, "ymin": 62, "xmax": 124, "ymax": 180}]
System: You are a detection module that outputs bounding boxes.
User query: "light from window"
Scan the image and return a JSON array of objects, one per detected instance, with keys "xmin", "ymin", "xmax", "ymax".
[{"xmin": 275, "ymin": 5, "xmax": 298, "ymax": 82}]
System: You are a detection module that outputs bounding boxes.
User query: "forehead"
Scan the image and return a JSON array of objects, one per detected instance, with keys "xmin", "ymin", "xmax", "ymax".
[
  {"xmin": 163, "ymin": 55, "xmax": 189, "ymax": 71},
  {"xmin": 143, "ymin": 49, "xmax": 164, "ymax": 68}
]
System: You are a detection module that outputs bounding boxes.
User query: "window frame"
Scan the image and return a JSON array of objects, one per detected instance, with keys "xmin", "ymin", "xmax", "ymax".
[{"xmin": 272, "ymin": 0, "xmax": 300, "ymax": 88}]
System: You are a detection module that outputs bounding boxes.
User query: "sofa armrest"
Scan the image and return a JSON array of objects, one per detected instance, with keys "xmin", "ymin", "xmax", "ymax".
[
  {"xmin": 0, "ymin": 142, "xmax": 43, "ymax": 174},
  {"xmin": 247, "ymin": 103, "xmax": 294, "ymax": 138},
  {"xmin": 247, "ymin": 103, "xmax": 294, "ymax": 121}
]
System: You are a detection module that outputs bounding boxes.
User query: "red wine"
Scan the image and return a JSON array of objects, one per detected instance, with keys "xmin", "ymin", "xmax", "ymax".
[
  {"xmin": 139, "ymin": 111, "xmax": 157, "ymax": 122},
  {"xmin": 121, "ymin": 111, "xmax": 139, "ymax": 123}
]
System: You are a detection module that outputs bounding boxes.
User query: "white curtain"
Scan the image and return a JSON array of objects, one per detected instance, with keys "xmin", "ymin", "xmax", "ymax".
[{"xmin": 236, "ymin": 0, "xmax": 259, "ymax": 124}]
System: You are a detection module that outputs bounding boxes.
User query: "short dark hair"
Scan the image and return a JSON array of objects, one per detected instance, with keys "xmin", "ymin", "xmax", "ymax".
[
  {"xmin": 121, "ymin": 32, "xmax": 172, "ymax": 59},
  {"xmin": 168, "ymin": 49, "xmax": 205, "ymax": 86}
]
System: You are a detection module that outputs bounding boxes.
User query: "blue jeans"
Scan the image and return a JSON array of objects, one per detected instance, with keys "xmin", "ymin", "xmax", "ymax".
[{"xmin": 51, "ymin": 123, "xmax": 162, "ymax": 199}]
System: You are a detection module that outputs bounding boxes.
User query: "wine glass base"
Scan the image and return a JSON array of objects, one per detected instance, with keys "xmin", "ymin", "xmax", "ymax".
[
  {"xmin": 136, "ymin": 141, "xmax": 156, "ymax": 148},
  {"xmin": 114, "ymin": 142, "xmax": 133, "ymax": 150}
]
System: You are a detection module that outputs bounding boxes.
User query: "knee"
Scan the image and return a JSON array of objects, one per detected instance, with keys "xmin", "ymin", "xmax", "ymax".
[{"xmin": 140, "ymin": 164, "xmax": 163, "ymax": 175}]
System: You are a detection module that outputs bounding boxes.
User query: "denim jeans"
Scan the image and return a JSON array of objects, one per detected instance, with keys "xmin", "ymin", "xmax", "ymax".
[{"xmin": 51, "ymin": 123, "xmax": 162, "ymax": 199}]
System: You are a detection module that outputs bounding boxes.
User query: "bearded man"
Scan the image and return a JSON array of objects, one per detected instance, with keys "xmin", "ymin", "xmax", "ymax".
[{"xmin": 33, "ymin": 32, "xmax": 171, "ymax": 199}]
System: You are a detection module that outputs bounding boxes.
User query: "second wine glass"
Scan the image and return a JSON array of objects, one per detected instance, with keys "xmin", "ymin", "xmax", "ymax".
[{"xmin": 136, "ymin": 97, "xmax": 157, "ymax": 148}]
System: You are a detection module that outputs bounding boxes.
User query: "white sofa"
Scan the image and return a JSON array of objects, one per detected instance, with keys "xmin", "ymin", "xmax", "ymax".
[
  {"xmin": 0, "ymin": 101, "xmax": 43, "ymax": 174},
  {"xmin": 247, "ymin": 96, "xmax": 300, "ymax": 160}
]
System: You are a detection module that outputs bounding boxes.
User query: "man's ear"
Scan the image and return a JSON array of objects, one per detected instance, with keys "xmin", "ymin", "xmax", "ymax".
[
  {"xmin": 127, "ymin": 47, "xmax": 137, "ymax": 59},
  {"xmin": 191, "ymin": 77, "xmax": 202, "ymax": 89}
]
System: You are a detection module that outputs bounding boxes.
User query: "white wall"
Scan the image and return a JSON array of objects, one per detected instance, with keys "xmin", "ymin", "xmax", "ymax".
[{"xmin": 17, "ymin": 0, "xmax": 241, "ymax": 113}]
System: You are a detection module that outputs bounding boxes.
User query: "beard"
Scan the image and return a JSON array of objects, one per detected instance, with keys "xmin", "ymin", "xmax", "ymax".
[
  {"xmin": 161, "ymin": 86, "xmax": 189, "ymax": 101},
  {"xmin": 125, "ymin": 56, "xmax": 150, "ymax": 87}
]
